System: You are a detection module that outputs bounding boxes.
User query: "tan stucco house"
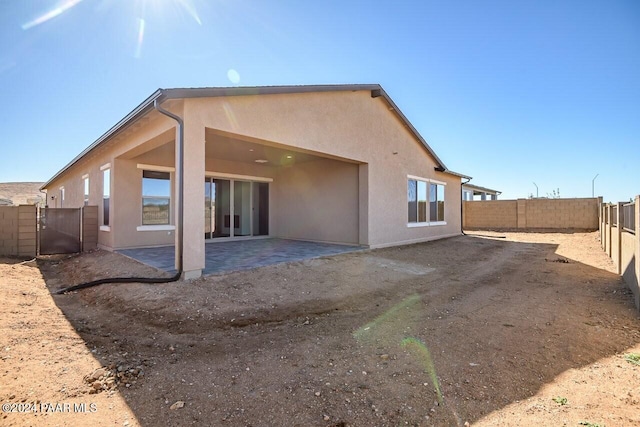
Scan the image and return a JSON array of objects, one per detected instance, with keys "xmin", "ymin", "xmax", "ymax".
[{"xmin": 41, "ymin": 85, "xmax": 469, "ymax": 279}]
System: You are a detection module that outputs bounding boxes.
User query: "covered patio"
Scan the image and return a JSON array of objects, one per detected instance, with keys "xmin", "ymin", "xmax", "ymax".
[{"xmin": 118, "ymin": 238, "xmax": 362, "ymax": 275}]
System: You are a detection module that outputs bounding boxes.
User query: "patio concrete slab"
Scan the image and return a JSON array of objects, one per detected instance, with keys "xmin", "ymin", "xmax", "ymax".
[{"xmin": 117, "ymin": 238, "xmax": 362, "ymax": 275}]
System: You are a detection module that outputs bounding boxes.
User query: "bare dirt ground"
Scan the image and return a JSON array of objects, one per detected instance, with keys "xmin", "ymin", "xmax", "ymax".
[{"xmin": 2, "ymin": 231, "xmax": 639, "ymax": 426}]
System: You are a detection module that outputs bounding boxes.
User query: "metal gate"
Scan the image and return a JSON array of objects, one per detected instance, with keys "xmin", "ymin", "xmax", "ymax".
[{"xmin": 40, "ymin": 208, "xmax": 81, "ymax": 255}]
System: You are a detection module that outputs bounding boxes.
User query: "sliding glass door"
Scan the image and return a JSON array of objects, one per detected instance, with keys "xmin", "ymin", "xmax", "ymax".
[{"xmin": 204, "ymin": 177, "xmax": 268, "ymax": 239}]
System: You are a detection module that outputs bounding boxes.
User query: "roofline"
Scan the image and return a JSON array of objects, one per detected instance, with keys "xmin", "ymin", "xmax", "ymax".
[
  {"xmin": 42, "ymin": 84, "xmax": 454, "ymax": 189},
  {"xmin": 462, "ymin": 183, "xmax": 501, "ymax": 194},
  {"xmin": 442, "ymin": 169, "xmax": 472, "ymax": 180}
]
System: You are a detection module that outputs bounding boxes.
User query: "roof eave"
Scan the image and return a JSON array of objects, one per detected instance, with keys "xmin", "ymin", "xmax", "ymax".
[
  {"xmin": 371, "ymin": 88, "xmax": 449, "ymax": 171},
  {"xmin": 41, "ymin": 83, "xmax": 466, "ymax": 189}
]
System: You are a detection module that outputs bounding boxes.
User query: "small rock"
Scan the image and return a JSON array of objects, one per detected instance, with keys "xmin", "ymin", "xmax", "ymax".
[
  {"xmin": 91, "ymin": 381, "xmax": 103, "ymax": 390},
  {"xmin": 8, "ymin": 394, "xmax": 15, "ymax": 400},
  {"xmin": 170, "ymin": 401, "xmax": 185, "ymax": 410},
  {"xmin": 380, "ymin": 354, "xmax": 389, "ymax": 360},
  {"xmin": 315, "ymin": 391, "xmax": 321, "ymax": 397},
  {"xmin": 87, "ymin": 367, "xmax": 108, "ymax": 382},
  {"xmin": 323, "ymin": 415, "xmax": 330, "ymax": 421}
]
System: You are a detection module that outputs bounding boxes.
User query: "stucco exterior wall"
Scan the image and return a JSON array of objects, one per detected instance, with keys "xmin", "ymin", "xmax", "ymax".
[
  {"xmin": 111, "ymin": 158, "xmax": 175, "ymax": 249},
  {"xmin": 185, "ymin": 91, "xmax": 462, "ymax": 247},
  {"xmin": 273, "ymin": 158, "xmax": 359, "ymax": 244},
  {"xmin": 43, "ymin": 113, "xmax": 177, "ymax": 251},
  {"xmin": 43, "ymin": 89, "xmax": 464, "ymax": 263}
]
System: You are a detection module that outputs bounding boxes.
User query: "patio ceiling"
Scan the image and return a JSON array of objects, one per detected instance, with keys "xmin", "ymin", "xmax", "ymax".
[{"xmin": 205, "ymin": 131, "xmax": 319, "ymax": 166}]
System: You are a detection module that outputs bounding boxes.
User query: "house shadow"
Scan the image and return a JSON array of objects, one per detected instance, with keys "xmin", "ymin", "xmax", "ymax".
[{"xmin": 38, "ymin": 234, "xmax": 640, "ymax": 426}]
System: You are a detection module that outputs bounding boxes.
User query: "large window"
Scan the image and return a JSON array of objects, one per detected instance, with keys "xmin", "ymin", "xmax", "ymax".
[
  {"xmin": 142, "ymin": 170, "xmax": 170, "ymax": 225},
  {"xmin": 102, "ymin": 168, "xmax": 110, "ymax": 227},
  {"xmin": 430, "ymin": 183, "xmax": 445, "ymax": 222},
  {"xmin": 407, "ymin": 177, "xmax": 446, "ymax": 225}
]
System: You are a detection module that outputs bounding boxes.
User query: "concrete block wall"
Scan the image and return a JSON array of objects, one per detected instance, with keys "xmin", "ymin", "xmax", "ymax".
[
  {"xmin": 463, "ymin": 197, "xmax": 599, "ymax": 231},
  {"xmin": 601, "ymin": 196, "xmax": 639, "ymax": 311},
  {"xmin": 463, "ymin": 200, "xmax": 517, "ymax": 229},
  {"xmin": 0, "ymin": 205, "xmax": 37, "ymax": 257},
  {"xmin": 525, "ymin": 198, "xmax": 599, "ymax": 229}
]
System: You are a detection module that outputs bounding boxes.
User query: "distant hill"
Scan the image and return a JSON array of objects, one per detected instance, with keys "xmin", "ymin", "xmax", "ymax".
[{"xmin": 0, "ymin": 182, "xmax": 45, "ymax": 206}]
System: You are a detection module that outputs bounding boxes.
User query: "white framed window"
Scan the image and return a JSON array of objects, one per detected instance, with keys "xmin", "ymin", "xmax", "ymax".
[
  {"xmin": 430, "ymin": 183, "xmax": 445, "ymax": 222},
  {"xmin": 82, "ymin": 174, "xmax": 89, "ymax": 206},
  {"xmin": 407, "ymin": 176, "xmax": 446, "ymax": 226},
  {"xmin": 101, "ymin": 166, "xmax": 110, "ymax": 229},
  {"xmin": 142, "ymin": 170, "xmax": 171, "ymax": 225}
]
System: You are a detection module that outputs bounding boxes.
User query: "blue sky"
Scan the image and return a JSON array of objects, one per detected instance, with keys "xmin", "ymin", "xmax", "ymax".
[{"xmin": 1, "ymin": 0, "xmax": 638, "ymax": 202}]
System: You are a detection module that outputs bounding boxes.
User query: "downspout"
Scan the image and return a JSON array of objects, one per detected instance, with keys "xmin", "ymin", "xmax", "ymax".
[
  {"xmin": 153, "ymin": 98, "xmax": 184, "ymax": 276},
  {"xmin": 461, "ymin": 177, "xmax": 472, "ymax": 235},
  {"xmin": 54, "ymin": 95, "xmax": 184, "ymax": 294}
]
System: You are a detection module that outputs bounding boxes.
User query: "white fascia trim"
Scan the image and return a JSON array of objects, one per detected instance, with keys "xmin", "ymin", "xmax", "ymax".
[
  {"xmin": 137, "ymin": 163, "xmax": 175, "ymax": 172},
  {"xmin": 100, "ymin": 163, "xmax": 111, "ymax": 171},
  {"xmin": 206, "ymin": 171, "xmax": 273, "ymax": 182},
  {"xmin": 100, "ymin": 225, "xmax": 111, "ymax": 232},
  {"xmin": 137, "ymin": 225, "xmax": 176, "ymax": 231}
]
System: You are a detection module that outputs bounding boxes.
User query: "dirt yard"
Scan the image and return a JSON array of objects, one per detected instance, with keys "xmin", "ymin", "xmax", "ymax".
[{"xmin": 2, "ymin": 232, "xmax": 639, "ymax": 426}]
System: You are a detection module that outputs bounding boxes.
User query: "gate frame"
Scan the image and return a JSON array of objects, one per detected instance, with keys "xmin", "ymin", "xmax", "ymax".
[{"xmin": 38, "ymin": 205, "xmax": 98, "ymax": 255}]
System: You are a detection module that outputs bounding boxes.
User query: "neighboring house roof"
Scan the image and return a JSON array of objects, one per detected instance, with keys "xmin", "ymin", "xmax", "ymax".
[
  {"xmin": 462, "ymin": 183, "xmax": 501, "ymax": 195},
  {"xmin": 42, "ymin": 84, "xmax": 470, "ymax": 189},
  {"xmin": 0, "ymin": 198, "xmax": 13, "ymax": 206}
]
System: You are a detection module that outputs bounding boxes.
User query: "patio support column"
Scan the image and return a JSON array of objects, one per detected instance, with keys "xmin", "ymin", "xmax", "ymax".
[
  {"xmin": 177, "ymin": 111, "xmax": 205, "ymax": 279},
  {"xmin": 358, "ymin": 163, "xmax": 369, "ymax": 246}
]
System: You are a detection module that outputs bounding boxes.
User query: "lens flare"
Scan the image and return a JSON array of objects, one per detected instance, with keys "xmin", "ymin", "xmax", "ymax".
[
  {"xmin": 353, "ymin": 294, "xmax": 421, "ymax": 341},
  {"xmin": 227, "ymin": 69, "xmax": 240, "ymax": 84},
  {"xmin": 401, "ymin": 337, "xmax": 443, "ymax": 404},
  {"xmin": 222, "ymin": 102, "xmax": 239, "ymax": 130},
  {"xmin": 175, "ymin": 0, "xmax": 202, "ymax": 25},
  {"xmin": 22, "ymin": 0, "xmax": 85, "ymax": 30},
  {"xmin": 134, "ymin": 18, "xmax": 146, "ymax": 58}
]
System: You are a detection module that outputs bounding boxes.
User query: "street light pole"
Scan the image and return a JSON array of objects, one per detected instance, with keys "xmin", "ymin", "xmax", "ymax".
[
  {"xmin": 533, "ymin": 182, "xmax": 538, "ymax": 198},
  {"xmin": 592, "ymin": 173, "xmax": 599, "ymax": 198}
]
